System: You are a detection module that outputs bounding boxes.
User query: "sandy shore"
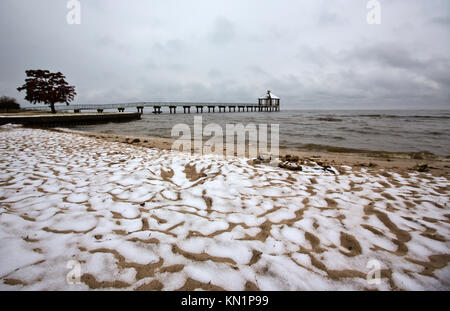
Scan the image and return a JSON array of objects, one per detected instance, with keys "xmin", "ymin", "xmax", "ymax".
[
  {"xmin": 0, "ymin": 124, "xmax": 449, "ymax": 290},
  {"xmin": 56, "ymin": 127, "xmax": 450, "ymax": 178}
]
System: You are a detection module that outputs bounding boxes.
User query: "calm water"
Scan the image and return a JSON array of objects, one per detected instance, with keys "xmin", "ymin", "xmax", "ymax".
[{"xmin": 68, "ymin": 110, "xmax": 450, "ymax": 156}]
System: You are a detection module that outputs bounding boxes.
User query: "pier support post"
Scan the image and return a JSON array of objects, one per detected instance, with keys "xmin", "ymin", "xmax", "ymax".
[
  {"xmin": 118, "ymin": 108, "xmax": 125, "ymax": 112},
  {"xmin": 208, "ymin": 106, "xmax": 215, "ymax": 113},
  {"xmin": 74, "ymin": 109, "xmax": 80, "ymax": 113},
  {"xmin": 169, "ymin": 106, "xmax": 176, "ymax": 114},
  {"xmin": 153, "ymin": 106, "xmax": 162, "ymax": 114},
  {"xmin": 97, "ymin": 109, "xmax": 104, "ymax": 113},
  {"xmin": 183, "ymin": 106, "xmax": 191, "ymax": 114},
  {"xmin": 137, "ymin": 106, "xmax": 144, "ymax": 114},
  {"xmin": 196, "ymin": 106, "xmax": 203, "ymax": 113}
]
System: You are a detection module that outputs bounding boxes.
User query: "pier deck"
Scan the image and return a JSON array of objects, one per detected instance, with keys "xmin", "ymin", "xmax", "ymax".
[{"xmin": 27, "ymin": 102, "xmax": 280, "ymax": 114}]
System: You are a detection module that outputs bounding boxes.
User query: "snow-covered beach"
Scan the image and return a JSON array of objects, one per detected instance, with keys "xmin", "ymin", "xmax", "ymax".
[{"xmin": 0, "ymin": 124, "xmax": 449, "ymax": 290}]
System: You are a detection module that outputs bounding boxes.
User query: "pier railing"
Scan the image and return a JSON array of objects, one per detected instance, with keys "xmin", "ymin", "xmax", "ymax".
[{"xmin": 25, "ymin": 101, "xmax": 280, "ymax": 113}]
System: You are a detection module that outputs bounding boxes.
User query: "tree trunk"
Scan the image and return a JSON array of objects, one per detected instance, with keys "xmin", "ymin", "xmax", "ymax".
[{"xmin": 50, "ymin": 102, "xmax": 56, "ymax": 114}]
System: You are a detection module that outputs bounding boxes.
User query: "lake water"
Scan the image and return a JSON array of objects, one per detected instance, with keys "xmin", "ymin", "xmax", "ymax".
[{"xmin": 67, "ymin": 109, "xmax": 450, "ymax": 157}]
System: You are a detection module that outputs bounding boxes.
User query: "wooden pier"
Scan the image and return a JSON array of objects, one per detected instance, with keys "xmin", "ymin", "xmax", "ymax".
[{"xmin": 34, "ymin": 102, "xmax": 281, "ymax": 114}]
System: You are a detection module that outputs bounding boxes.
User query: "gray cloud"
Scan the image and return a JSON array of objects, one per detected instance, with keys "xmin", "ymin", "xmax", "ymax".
[
  {"xmin": 429, "ymin": 15, "xmax": 450, "ymax": 26},
  {"xmin": 0, "ymin": 0, "xmax": 449, "ymax": 109},
  {"xmin": 208, "ymin": 16, "xmax": 236, "ymax": 45}
]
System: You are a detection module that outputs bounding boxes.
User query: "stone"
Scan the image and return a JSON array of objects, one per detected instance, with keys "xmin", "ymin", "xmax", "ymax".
[
  {"xmin": 278, "ymin": 161, "xmax": 302, "ymax": 171},
  {"xmin": 416, "ymin": 164, "xmax": 430, "ymax": 172}
]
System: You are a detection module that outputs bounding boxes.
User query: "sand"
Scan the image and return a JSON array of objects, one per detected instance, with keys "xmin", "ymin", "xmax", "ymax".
[
  {"xmin": 0, "ymin": 124, "xmax": 449, "ymax": 290},
  {"xmin": 53, "ymin": 127, "xmax": 450, "ymax": 178}
]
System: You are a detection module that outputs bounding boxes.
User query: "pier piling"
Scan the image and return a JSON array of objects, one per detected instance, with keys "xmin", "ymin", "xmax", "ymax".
[{"xmin": 152, "ymin": 106, "xmax": 162, "ymax": 114}]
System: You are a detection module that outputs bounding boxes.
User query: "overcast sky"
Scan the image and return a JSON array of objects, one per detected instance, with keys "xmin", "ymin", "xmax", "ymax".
[{"xmin": 1, "ymin": 0, "xmax": 449, "ymax": 109}]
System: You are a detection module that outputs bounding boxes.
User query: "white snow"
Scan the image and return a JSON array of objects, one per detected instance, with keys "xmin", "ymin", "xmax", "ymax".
[{"xmin": 0, "ymin": 125, "xmax": 449, "ymax": 290}]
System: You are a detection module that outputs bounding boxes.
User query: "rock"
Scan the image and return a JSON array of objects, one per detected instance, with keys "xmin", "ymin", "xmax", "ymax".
[
  {"xmin": 316, "ymin": 161, "xmax": 325, "ymax": 167},
  {"xmin": 278, "ymin": 161, "xmax": 302, "ymax": 171},
  {"xmin": 253, "ymin": 159, "xmax": 262, "ymax": 165},
  {"xmin": 323, "ymin": 166, "xmax": 335, "ymax": 174},
  {"xmin": 281, "ymin": 154, "xmax": 300, "ymax": 162},
  {"xmin": 315, "ymin": 161, "xmax": 336, "ymax": 174},
  {"xmin": 416, "ymin": 164, "xmax": 430, "ymax": 172},
  {"xmin": 411, "ymin": 151, "xmax": 436, "ymax": 160}
]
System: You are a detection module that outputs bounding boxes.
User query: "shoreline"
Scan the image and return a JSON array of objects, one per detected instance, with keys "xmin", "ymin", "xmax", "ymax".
[{"xmin": 52, "ymin": 127, "xmax": 450, "ymax": 178}]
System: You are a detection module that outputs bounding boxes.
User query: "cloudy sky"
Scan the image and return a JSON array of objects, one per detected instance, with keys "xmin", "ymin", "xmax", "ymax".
[{"xmin": 1, "ymin": 0, "xmax": 449, "ymax": 109}]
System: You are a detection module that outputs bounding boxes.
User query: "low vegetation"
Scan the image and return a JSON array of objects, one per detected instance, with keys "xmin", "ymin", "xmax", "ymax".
[{"xmin": 0, "ymin": 96, "xmax": 20, "ymax": 112}]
